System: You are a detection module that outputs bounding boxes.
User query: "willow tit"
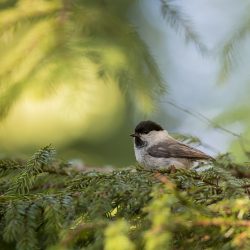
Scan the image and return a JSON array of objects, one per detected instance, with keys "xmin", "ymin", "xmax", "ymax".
[{"xmin": 130, "ymin": 120, "xmax": 213, "ymax": 170}]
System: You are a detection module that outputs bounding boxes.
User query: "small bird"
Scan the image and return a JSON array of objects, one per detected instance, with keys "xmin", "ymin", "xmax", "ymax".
[{"xmin": 130, "ymin": 120, "xmax": 213, "ymax": 170}]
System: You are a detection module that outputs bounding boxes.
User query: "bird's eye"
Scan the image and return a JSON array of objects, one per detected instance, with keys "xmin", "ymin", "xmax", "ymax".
[{"xmin": 144, "ymin": 130, "xmax": 149, "ymax": 134}]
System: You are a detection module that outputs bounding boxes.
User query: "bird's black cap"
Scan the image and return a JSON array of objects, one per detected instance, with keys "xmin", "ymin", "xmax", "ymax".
[{"xmin": 134, "ymin": 120, "xmax": 163, "ymax": 134}]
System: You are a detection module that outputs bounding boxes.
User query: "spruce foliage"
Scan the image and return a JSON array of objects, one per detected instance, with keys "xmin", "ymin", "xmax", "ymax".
[{"xmin": 0, "ymin": 146, "xmax": 250, "ymax": 249}]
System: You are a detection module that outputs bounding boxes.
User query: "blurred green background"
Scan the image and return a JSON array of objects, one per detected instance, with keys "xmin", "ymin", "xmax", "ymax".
[{"xmin": 1, "ymin": 0, "xmax": 250, "ymax": 166}]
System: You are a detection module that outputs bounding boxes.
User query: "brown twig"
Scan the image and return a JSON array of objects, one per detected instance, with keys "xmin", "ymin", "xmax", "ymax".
[
  {"xmin": 154, "ymin": 172, "xmax": 176, "ymax": 190},
  {"xmin": 195, "ymin": 218, "xmax": 250, "ymax": 227}
]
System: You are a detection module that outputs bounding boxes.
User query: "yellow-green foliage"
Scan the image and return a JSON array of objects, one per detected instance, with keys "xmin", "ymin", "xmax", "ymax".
[
  {"xmin": 144, "ymin": 188, "xmax": 173, "ymax": 250},
  {"xmin": 105, "ymin": 220, "xmax": 135, "ymax": 250},
  {"xmin": 0, "ymin": 0, "xmax": 164, "ymax": 160}
]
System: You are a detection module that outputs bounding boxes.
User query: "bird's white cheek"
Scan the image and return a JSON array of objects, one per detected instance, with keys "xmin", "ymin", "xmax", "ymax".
[{"xmin": 134, "ymin": 148, "xmax": 144, "ymax": 164}]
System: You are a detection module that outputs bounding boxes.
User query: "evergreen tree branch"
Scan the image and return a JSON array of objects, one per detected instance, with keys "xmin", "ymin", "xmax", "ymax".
[
  {"xmin": 7, "ymin": 146, "xmax": 55, "ymax": 195},
  {"xmin": 161, "ymin": 0, "xmax": 207, "ymax": 53},
  {"xmin": 217, "ymin": 10, "xmax": 250, "ymax": 83},
  {"xmin": 1, "ymin": 146, "xmax": 250, "ymax": 249}
]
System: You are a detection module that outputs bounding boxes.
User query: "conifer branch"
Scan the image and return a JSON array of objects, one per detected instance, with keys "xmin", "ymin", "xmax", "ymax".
[
  {"xmin": 8, "ymin": 146, "xmax": 55, "ymax": 195},
  {"xmin": 0, "ymin": 146, "xmax": 250, "ymax": 249},
  {"xmin": 161, "ymin": 0, "xmax": 207, "ymax": 53},
  {"xmin": 217, "ymin": 12, "xmax": 250, "ymax": 83}
]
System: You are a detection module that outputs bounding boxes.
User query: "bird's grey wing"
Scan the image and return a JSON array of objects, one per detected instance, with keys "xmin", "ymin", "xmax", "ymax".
[{"xmin": 147, "ymin": 139, "xmax": 213, "ymax": 160}]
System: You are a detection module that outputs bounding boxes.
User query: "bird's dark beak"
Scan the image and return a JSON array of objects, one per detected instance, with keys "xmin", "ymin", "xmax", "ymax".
[{"xmin": 130, "ymin": 133, "xmax": 139, "ymax": 138}]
